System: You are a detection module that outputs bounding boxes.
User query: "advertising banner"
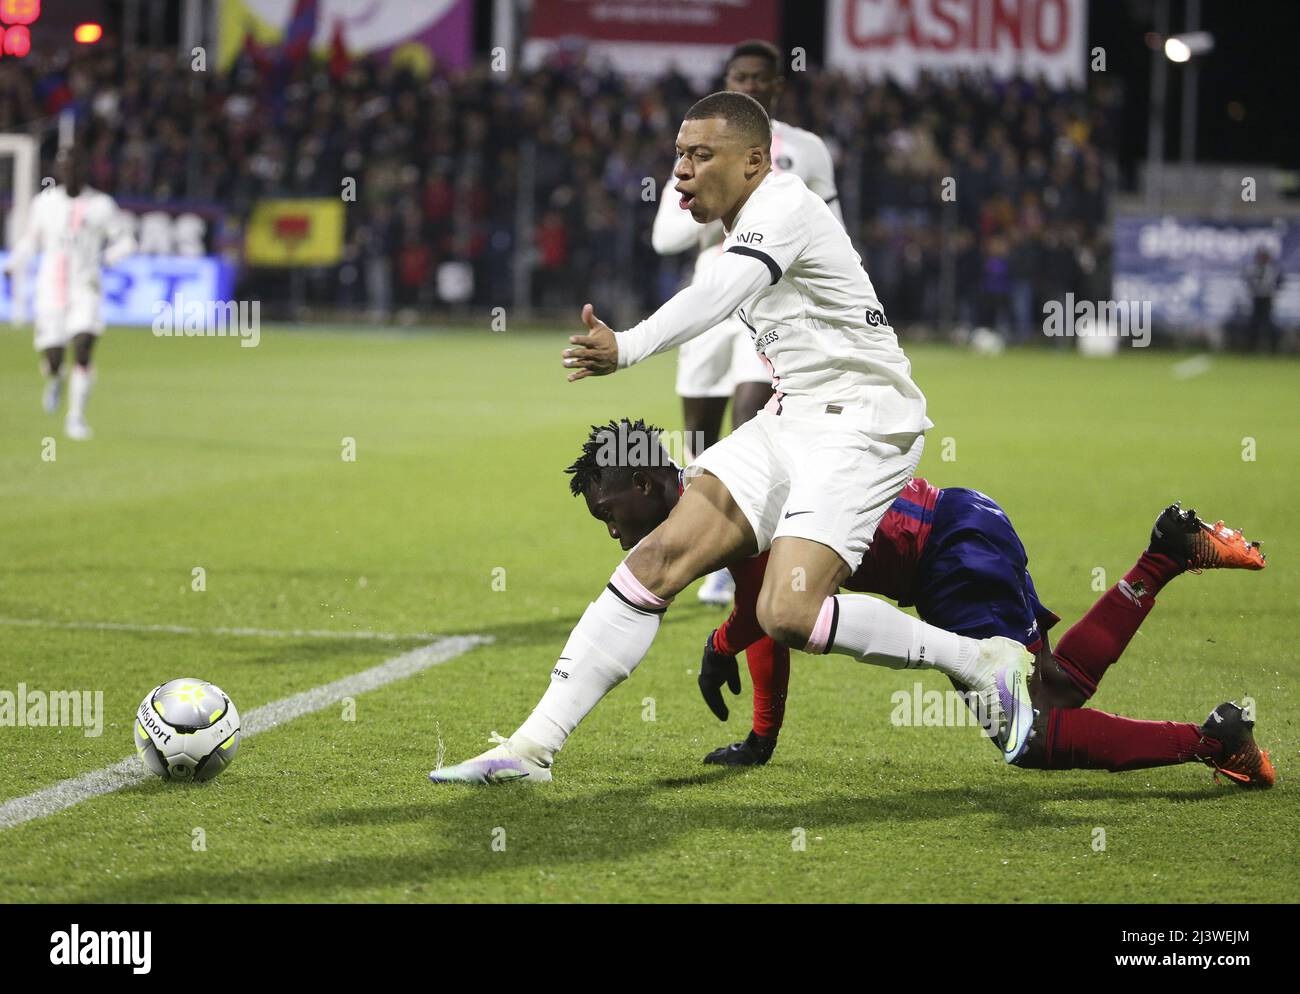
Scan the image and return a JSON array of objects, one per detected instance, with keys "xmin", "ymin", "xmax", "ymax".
[
  {"xmin": 1112, "ymin": 215, "xmax": 1300, "ymax": 331},
  {"xmin": 0, "ymin": 253, "xmax": 236, "ymax": 327},
  {"xmin": 826, "ymin": 0, "xmax": 1086, "ymax": 87},
  {"xmin": 524, "ymin": 0, "xmax": 781, "ymax": 83}
]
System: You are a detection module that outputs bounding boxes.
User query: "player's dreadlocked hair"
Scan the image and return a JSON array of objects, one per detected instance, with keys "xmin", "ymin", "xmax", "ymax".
[{"xmin": 566, "ymin": 418, "xmax": 673, "ymax": 497}]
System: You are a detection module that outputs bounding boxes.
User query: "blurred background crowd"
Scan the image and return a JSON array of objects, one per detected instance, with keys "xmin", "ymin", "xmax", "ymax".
[
  {"xmin": 0, "ymin": 0, "xmax": 1294, "ymax": 350},
  {"xmin": 0, "ymin": 40, "xmax": 1121, "ymax": 338}
]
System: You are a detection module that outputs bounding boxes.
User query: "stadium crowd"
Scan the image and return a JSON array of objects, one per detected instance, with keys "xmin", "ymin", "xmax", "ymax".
[{"xmin": 0, "ymin": 41, "xmax": 1122, "ymax": 338}]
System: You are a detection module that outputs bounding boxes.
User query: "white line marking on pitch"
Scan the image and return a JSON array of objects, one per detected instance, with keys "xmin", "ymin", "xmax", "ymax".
[
  {"xmin": 1171, "ymin": 355, "xmax": 1212, "ymax": 380},
  {"xmin": 0, "ymin": 634, "xmax": 490, "ymax": 832},
  {"xmin": 0, "ymin": 617, "xmax": 435, "ymax": 642}
]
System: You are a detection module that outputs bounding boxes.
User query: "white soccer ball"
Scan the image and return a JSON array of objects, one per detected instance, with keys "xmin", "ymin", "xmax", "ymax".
[
  {"xmin": 969, "ymin": 327, "xmax": 1006, "ymax": 355},
  {"xmin": 134, "ymin": 678, "xmax": 241, "ymax": 783}
]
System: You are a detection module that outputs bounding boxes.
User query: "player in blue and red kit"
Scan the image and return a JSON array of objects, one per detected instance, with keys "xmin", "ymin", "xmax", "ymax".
[{"xmin": 567, "ymin": 418, "xmax": 1273, "ymax": 787}]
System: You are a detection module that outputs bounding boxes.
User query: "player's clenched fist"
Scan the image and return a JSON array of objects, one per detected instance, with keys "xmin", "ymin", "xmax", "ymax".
[{"xmin": 562, "ymin": 303, "xmax": 618, "ymax": 381}]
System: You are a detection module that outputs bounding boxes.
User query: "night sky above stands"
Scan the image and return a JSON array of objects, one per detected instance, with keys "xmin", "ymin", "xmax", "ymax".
[{"xmin": 782, "ymin": 0, "xmax": 1300, "ymax": 173}]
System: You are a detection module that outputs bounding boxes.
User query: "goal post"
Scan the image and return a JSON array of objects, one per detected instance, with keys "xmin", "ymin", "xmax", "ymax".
[{"xmin": 0, "ymin": 132, "xmax": 39, "ymax": 327}]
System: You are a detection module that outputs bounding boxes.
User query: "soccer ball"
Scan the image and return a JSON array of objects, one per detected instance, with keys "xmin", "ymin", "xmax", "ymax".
[
  {"xmin": 134, "ymin": 678, "xmax": 241, "ymax": 782},
  {"xmin": 969, "ymin": 327, "xmax": 1006, "ymax": 355}
]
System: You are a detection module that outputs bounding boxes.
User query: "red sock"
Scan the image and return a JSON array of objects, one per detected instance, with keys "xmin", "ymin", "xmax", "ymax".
[
  {"xmin": 714, "ymin": 554, "xmax": 768, "ymax": 656},
  {"xmin": 745, "ymin": 636, "xmax": 789, "ymax": 739},
  {"xmin": 1053, "ymin": 551, "xmax": 1183, "ymax": 699},
  {"xmin": 1045, "ymin": 708, "xmax": 1222, "ymax": 771}
]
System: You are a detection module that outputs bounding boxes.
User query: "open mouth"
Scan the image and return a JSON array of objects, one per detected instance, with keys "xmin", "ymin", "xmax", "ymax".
[{"xmin": 678, "ymin": 190, "xmax": 696, "ymax": 210}]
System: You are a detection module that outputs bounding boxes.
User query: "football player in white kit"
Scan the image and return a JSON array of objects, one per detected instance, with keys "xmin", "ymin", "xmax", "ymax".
[
  {"xmin": 5, "ymin": 146, "xmax": 135, "ymax": 440},
  {"xmin": 431, "ymin": 92, "xmax": 1035, "ymax": 785},
  {"xmin": 653, "ymin": 41, "xmax": 842, "ymax": 606}
]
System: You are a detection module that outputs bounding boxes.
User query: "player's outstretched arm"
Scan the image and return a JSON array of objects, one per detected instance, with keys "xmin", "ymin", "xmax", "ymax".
[
  {"xmin": 102, "ymin": 200, "xmax": 137, "ymax": 267},
  {"xmin": 563, "ymin": 304, "xmax": 618, "ymax": 381},
  {"xmin": 564, "ymin": 251, "xmax": 771, "ymax": 383}
]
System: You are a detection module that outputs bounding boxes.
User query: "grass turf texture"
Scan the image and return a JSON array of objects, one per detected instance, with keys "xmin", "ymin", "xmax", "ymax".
[{"xmin": 0, "ymin": 324, "xmax": 1296, "ymax": 903}]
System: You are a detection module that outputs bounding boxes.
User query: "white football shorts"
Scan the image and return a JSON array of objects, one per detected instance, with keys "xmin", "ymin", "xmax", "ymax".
[
  {"xmin": 687, "ymin": 407, "xmax": 926, "ymax": 573},
  {"xmin": 33, "ymin": 289, "xmax": 103, "ymax": 351}
]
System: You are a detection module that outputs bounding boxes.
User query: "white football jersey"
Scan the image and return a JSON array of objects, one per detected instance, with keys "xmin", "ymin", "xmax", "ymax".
[
  {"xmin": 652, "ymin": 119, "xmax": 842, "ymax": 274},
  {"xmin": 9, "ymin": 185, "xmax": 134, "ymax": 310},
  {"xmin": 723, "ymin": 171, "xmax": 929, "ymax": 432}
]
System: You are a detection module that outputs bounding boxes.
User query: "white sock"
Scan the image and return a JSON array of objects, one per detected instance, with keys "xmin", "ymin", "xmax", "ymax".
[
  {"xmin": 513, "ymin": 566, "xmax": 667, "ymax": 762},
  {"xmin": 68, "ymin": 365, "xmax": 94, "ymax": 421},
  {"xmin": 805, "ymin": 594, "xmax": 983, "ymax": 686}
]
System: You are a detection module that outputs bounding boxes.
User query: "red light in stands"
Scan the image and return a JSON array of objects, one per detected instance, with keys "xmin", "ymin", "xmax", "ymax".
[
  {"xmin": 0, "ymin": 23, "xmax": 29, "ymax": 56},
  {"xmin": 0, "ymin": 0, "xmax": 40, "ymax": 57},
  {"xmin": 0, "ymin": 0, "xmax": 40, "ymax": 27}
]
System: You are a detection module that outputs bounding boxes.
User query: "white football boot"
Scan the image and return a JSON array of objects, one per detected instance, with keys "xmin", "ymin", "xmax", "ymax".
[
  {"xmin": 65, "ymin": 415, "xmax": 93, "ymax": 440},
  {"xmin": 429, "ymin": 733, "xmax": 552, "ymax": 785},
  {"xmin": 962, "ymin": 636, "xmax": 1036, "ymax": 764},
  {"xmin": 697, "ymin": 568, "xmax": 735, "ymax": 606}
]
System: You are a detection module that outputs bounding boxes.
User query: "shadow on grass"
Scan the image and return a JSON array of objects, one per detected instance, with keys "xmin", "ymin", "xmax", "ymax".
[{"xmin": 66, "ymin": 768, "xmax": 1241, "ymax": 902}]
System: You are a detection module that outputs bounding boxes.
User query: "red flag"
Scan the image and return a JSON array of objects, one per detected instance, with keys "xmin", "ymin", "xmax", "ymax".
[
  {"xmin": 242, "ymin": 30, "xmax": 271, "ymax": 74},
  {"xmin": 329, "ymin": 20, "xmax": 349, "ymax": 80}
]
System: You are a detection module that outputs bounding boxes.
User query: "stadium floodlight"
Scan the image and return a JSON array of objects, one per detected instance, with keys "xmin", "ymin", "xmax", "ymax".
[{"xmin": 1164, "ymin": 32, "xmax": 1214, "ymax": 63}]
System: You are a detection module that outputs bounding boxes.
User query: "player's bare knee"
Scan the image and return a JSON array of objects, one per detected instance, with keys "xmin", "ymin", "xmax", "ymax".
[
  {"xmin": 623, "ymin": 531, "xmax": 697, "ymax": 600},
  {"xmin": 756, "ymin": 592, "xmax": 818, "ymax": 649},
  {"xmin": 623, "ymin": 535, "xmax": 671, "ymax": 595},
  {"xmin": 72, "ymin": 333, "xmax": 95, "ymax": 368}
]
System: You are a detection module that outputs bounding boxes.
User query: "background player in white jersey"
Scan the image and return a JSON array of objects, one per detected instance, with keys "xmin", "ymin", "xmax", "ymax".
[
  {"xmin": 653, "ymin": 41, "xmax": 842, "ymax": 605},
  {"xmin": 4, "ymin": 146, "xmax": 135, "ymax": 440},
  {"xmin": 431, "ymin": 92, "xmax": 1036, "ymax": 786}
]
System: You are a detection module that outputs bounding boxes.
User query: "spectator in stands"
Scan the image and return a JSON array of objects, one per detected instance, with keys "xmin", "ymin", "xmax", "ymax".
[
  {"xmin": 0, "ymin": 41, "xmax": 1118, "ymax": 335},
  {"xmin": 1242, "ymin": 247, "xmax": 1284, "ymax": 353}
]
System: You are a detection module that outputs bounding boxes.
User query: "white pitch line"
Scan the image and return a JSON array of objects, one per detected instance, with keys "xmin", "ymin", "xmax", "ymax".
[
  {"xmin": 0, "ymin": 617, "xmax": 435, "ymax": 642},
  {"xmin": 1171, "ymin": 354, "xmax": 1212, "ymax": 380},
  {"xmin": 0, "ymin": 634, "xmax": 490, "ymax": 831}
]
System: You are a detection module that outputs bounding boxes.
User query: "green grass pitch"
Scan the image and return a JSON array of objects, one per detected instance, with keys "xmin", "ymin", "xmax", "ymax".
[{"xmin": 0, "ymin": 323, "xmax": 1296, "ymax": 903}]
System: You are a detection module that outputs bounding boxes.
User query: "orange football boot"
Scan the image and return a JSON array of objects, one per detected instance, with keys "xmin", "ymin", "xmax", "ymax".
[
  {"xmin": 1150, "ymin": 502, "xmax": 1266, "ymax": 572},
  {"xmin": 1199, "ymin": 702, "xmax": 1275, "ymax": 789}
]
